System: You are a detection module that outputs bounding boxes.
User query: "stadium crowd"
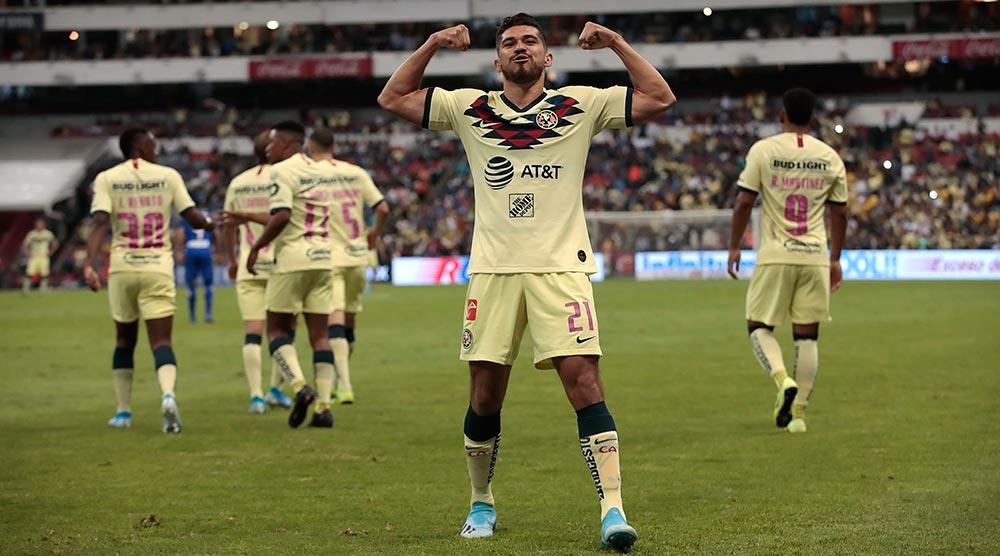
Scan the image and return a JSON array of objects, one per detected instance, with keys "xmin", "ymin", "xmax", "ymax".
[
  {"xmin": 4, "ymin": 2, "xmax": 998, "ymax": 61},
  {"xmin": 38, "ymin": 91, "xmax": 996, "ymax": 290}
]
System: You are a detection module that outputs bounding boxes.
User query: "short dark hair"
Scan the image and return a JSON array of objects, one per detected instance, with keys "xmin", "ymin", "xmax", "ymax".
[
  {"xmin": 496, "ymin": 13, "xmax": 547, "ymax": 48},
  {"xmin": 782, "ymin": 88, "xmax": 816, "ymax": 126},
  {"xmin": 272, "ymin": 120, "xmax": 305, "ymax": 141},
  {"xmin": 309, "ymin": 128, "xmax": 335, "ymax": 150},
  {"xmin": 119, "ymin": 127, "xmax": 149, "ymax": 158}
]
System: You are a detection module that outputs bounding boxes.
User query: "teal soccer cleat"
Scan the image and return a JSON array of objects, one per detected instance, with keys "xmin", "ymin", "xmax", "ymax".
[
  {"xmin": 265, "ymin": 387, "xmax": 293, "ymax": 409},
  {"xmin": 161, "ymin": 395, "xmax": 182, "ymax": 434},
  {"xmin": 459, "ymin": 502, "xmax": 497, "ymax": 538},
  {"xmin": 107, "ymin": 411, "xmax": 132, "ymax": 429},
  {"xmin": 601, "ymin": 508, "xmax": 638, "ymax": 553},
  {"xmin": 248, "ymin": 396, "xmax": 267, "ymax": 414}
]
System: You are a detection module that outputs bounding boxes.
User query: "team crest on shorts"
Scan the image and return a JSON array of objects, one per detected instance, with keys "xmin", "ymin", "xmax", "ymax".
[
  {"xmin": 462, "ymin": 328, "xmax": 474, "ymax": 350},
  {"xmin": 535, "ymin": 109, "xmax": 559, "ymax": 130}
]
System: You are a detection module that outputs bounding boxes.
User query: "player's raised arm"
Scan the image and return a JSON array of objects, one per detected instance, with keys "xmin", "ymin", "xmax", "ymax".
[
  {"xmin": 377, "ymin": 24, "xmax": 470, "ymax": 126},
  {"xmin": 578, "ymin": 22, "xmax": 676, "ymax": 124}
]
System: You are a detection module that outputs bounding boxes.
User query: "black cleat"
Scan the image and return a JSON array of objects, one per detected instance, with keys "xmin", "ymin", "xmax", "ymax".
[
  {"xmin": 308, "ymin": 408, "xmax": 334, "ymax": 428},
  {"xmin": 774, "ymin": 377, "xmax": 798, "ymax": 429},
  {"xmin": 288, "ymin": 385, "xmax": 316, "ymax": 428}
]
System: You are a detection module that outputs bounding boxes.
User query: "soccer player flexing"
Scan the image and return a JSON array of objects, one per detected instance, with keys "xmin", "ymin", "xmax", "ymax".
[
  {"xmin": 246, "ymin": 123, "xmax": 340, "ymax": 430},
  {"xmin": 379, "ymin": 13, "xmax": 675, "ymax": 551},
  {"xmin": 84, "ymin": 128, "xmax": 214, "ymax": 434},
  {"xmin": 221, "ymin": 131, "xmax": 295, "ymax": 414},
  {"xmin": 727, "ymin": 88, "xmax": 849, "ymax": 434},
  {"xmin": 311, "ymin": 128, "xmax": 390, "ymax": 406},
  {"xmin": 22, "ymin": 218, "xmax": 58, "ymax": 294}
]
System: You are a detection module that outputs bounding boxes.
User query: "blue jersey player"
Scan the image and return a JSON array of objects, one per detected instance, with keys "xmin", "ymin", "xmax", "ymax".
[{"xmin": 176, "ymin": 218, "xmax": 218, "ymax": 323}]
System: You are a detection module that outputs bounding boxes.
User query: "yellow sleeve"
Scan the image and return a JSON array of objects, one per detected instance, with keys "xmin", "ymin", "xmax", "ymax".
[
  {"xmin": 424, "ymin": 87, "xmax": 458, "ymax": 131},
  {"xmin": 90, "ymin": 173, "xmax": 112, "ymax": 215},
  {"xmin": 737, "ymin": 143, "xmax": 765, "ymax": 194},
  {"xmin": 269, "ymin": 169, "xmax": 293, "ymax": 212},
  {"xmin": 828, "ymin": 160, "xmax": 848, "ymax": 205},
  {"xmin": 170, "ymin": 170, "xmax": 196, "ymax": 214},
  {"xmin": 588, "ymin": 86, "xmax": 632, "ymax": 134},
  {"xmin": 360, "ymin": 171, "xmax": 384, "ymax": 207}
]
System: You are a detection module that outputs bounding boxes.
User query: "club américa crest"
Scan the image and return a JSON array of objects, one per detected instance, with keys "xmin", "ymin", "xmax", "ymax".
[{"xmin": 535, "ymin": 109, "xmax": 559, "ymax": 130}]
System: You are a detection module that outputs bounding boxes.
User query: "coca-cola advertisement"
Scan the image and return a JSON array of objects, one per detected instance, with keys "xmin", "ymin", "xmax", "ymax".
[
  {"xmin": 892, "ymin": 38, "xmax": 1000, "ymax": 61},
  {"xmin": 249, "ymin": 56, "xmax": 373, "ymax": 80}
]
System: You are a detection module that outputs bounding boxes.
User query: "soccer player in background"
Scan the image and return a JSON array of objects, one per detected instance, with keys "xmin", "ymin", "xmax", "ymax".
[
  {"xmin": 245, "ymin": 123, "xmax": 339, "ymax": 430},
  {"xmin": 22, "ymin": 218, "xmax": 58, "ymax": 294},
  {"xmin": 309, "ymin": 127, "xmax": 390, "ymax": 406},
  {"xmin": 175, "ymin": 211, "xmax": 219, "ymax": 323},
  {"xmin": 378, "ymin": 13, "xmax": 675, "ymax": 551},
  {"xmin": 221, "ymin": 131, "xmax": 294, "ymax": 414},
  {"xmin": 727, "ymin": 88, "xmax": 849, "ymax": 434},
  {"xmin": 83, "ymin": 127, "xmax": 214, "ymax": 434}
]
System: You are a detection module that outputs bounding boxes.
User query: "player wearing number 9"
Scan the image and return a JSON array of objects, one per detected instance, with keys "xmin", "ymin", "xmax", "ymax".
[
  {"xmin": 727, "ymin": 88, "xmax": 849, "ymax": 434},
  {"xmin": 84, "ymin": 127, "xmax": 215, "ymax": 434}
]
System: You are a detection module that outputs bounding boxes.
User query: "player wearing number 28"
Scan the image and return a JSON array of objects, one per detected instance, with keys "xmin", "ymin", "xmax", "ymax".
[
  {"xmin": 379, "ymin": 13, "xmax": 676, "ymax": 552},
  {"xmin": 728, "ymin": 88, "xmax": 849, "ymax": 435},
  {"xmin": 85, "ymin": 127, "xmax": 215, "ymax": 434}
]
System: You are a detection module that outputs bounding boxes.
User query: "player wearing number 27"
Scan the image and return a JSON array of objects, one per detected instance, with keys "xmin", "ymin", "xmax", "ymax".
[
  {"xmin": 379, "ymin": 13, "xmax": 675, "ymax": 552},
  {"xmin": 84, "ymin": 127, "xmax": 215, "ymax": 434},
  {"xmin": 728, "ymin": 88, "xmax": 849, "ymax": 434}
]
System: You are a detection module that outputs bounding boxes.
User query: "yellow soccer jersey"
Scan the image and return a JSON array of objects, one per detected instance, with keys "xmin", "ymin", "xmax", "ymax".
[
  {"xmin": 424, "ymin": 85, "xmax": 632, "ymax": 274},
  {"xmin": 323, "ymin": 159, "xmax": 384, "ymax": 267},
  {"xmin": 737, "ymin": 132, "xmax": 848, "ymax": 266},
  {"xmin": 23, "ymin": 230, "xmax": 55, "ymax": 259},
  {"xmin": 224, "ymin": 164, "xmax": 275, "ymax": 281},
  {"xmin": 268, "ymin": 153, "xmax": 338, "ymax": 273},
  {"xmin": 90, "ymin": 158, "xmax": 196, "ymax": 276}
]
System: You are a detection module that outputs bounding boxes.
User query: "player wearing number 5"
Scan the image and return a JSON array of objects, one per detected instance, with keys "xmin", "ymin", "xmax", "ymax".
[
  {"xmin": 84, "ymin": 127, "xmax": 215, "ymax": 434},
  {"xmin": 379, "ymin": 13, "xmax": 675, "ymax": 551},
  {"xmin": 728, "ymin": 88, "xmax": 849, "ymax": 434},
  {"xmin": 305, "ymin": 128, "xmax": 390, "ymax": 409}
]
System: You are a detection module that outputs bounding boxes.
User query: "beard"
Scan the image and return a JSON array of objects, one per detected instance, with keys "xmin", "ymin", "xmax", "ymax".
[{"xmin": 500, "ymin": 59, "xmax": 544, "ymax": 85}]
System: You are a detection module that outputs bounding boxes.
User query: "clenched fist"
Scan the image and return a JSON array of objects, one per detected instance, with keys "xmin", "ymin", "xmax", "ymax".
[
  {"xmin": 579, "ymin": 22, "xmax": 621, "ymax": 50},
  {"xmin": 431, "ymin": 24, "xmax": 471, "ymax": 51}
]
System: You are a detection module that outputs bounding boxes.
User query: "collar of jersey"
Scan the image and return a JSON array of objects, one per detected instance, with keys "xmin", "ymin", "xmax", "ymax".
[{"xmin": 499, "ymin": 90, "xmax": 548, "ymax": 113}]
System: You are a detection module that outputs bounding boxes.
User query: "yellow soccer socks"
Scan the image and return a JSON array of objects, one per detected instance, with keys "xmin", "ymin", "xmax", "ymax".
[
  {"xmin": 269, "ymin": 337, "xmax": 307, "ymax": 392},
  {"xmin": 314, "ymin": 350, "xmax": 336, "ymax": 412},
  {"xmin": 793, "ymin": 333, "xmax": 819, "ymax": 420},
  {"xmin": 328, "ymin": 325, "xmax": 353, "ymax": 395},
  {"xmin": 750, "ymin": 327, "xmax": 789, "ymax": 387},
  {"xmin": 464, "ymin": 406, "xmax": 501, "ymax": 507},
  {"xmin": 577, "ymin": 401, "xmax": 625, "ymax": 521},
  {"xmin": 153, "ymin": 346, "xmax": 177, "ymax": 398},
  {"xmin": 111, "ymin": 347, "xmax": 134, "ymax": 413},
  {"xmin": 242, "ymin": 334, "xmax": 264, "ymax": 399}
]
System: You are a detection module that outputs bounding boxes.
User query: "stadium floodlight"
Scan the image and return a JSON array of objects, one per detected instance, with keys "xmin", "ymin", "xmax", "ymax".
[
  {"xmin": 883, "ymin": 160, "xmax": 893, "ymax": 170},
  {"xmin": 69, "ymin": 31, "xmax": 79, "ymax": 41},
  {"xmin": 703, "ymin": 7, "xmax": 713, "ymax": 16},
  {"xmin": 929, "ymin": 190, "xmax": 939, "ymax": 200},
  {"xmin": 834, "ymin": 124, "xmax": 844, "ymax": 134},
  {"xmin": 238, "ymin": 22, "xmax": 250, "ymax": 31},
  {"xmin": 266, "ymin": 20, "xmax": 280, "ymax": 30}
]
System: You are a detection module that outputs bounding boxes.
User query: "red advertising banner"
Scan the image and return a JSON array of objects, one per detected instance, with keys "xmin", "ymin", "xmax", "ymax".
[
  {"xmin": 249, "ymin": 56, "xmax": 372, "ymax": 80},
  {"xmin": 892, "ymin": 38, "xmax": 1000, "ymax": 60}
]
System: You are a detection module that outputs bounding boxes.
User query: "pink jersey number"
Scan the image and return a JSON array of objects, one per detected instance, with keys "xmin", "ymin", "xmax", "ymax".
[
  {"xmin": 117, "ymin": 212, "xmax": 164, "ymax": 248},
  {"xmin": 566, "ymin": 301, "xmax": 596, "ymax": 333},
  {"xmin": 304, "ymin": 203, "xmax": 330, "ymax": 240},
  {"xmin": 341, "ymin": 201, "xmax": 360, "ymax": 240},
  {"xmin": 785, "ymin": 195, "xmax": 808, "ymax": 236}
]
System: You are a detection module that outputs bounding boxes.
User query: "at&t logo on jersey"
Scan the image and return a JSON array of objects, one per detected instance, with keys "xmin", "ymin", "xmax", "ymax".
[
  {"xmin": 485, "ymin": 157, "xmax": 514, "ymax": 190},
  {"xmin": 466, "ymin": 299, "xmax": 478, "ymax": 321},
  {"xmin": 509, "ymin": 194, "xmax": 534, "ymax": 218}
]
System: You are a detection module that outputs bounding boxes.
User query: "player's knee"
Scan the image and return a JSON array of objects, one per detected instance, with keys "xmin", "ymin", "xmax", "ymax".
[
  {"xmin": 112, "ymin": 347, "xmax": 135, "ymax": 369},
  {"xmin": 470, "ymin": 383, "xmax": 504, "ymax": 415},
  {"xmin": 747, "ymin": 322, "xmax": 774, "ymax": 336},
  {"xmin": 152, "ymin": 345, "xmax": 176, "ymax": 369}
]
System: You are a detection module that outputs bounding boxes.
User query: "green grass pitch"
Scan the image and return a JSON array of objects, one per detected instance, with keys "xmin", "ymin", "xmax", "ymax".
[{"xmin": 1, "ymin": 280, "xmax": 998, "ymax": 555}]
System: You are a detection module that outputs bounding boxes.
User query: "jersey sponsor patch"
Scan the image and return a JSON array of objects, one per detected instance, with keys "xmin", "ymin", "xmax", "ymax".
[
  {"xmin": 466, "ymin": 299, "xmax": 478, "ymax": 321},
  {"xmin": 508, "ymin": 193, "xmax": 534, "ymax": 218},
  {"xmin": 485, "ymin": 157, "xmax": 514, "ymax": 190}
]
